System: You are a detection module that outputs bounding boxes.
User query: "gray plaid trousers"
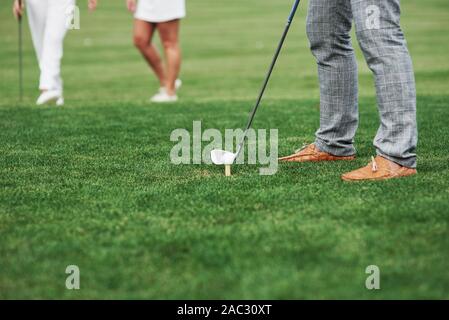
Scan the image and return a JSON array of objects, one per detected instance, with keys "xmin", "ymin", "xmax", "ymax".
[{"xmin": 307, "ymin": 0, "xmax": 417, "ymax": 168}]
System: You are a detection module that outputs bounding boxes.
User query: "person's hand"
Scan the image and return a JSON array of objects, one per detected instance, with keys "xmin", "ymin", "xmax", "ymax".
[
  {"xmin": 13, "ymin": 0, "xmax": 24, "ymax": 20},
  {"xmin": 88, "ymin": 0, "xmax": 97, "ymax": 12},
  {"xmin": 126, "ymin": 0, "xmax": 137, "ymax": 13}
]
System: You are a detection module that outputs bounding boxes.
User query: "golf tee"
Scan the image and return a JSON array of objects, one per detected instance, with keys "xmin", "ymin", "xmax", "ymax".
[{"xmin": 225, "ymin": 165, "xmax": 231, "ymax": 177}]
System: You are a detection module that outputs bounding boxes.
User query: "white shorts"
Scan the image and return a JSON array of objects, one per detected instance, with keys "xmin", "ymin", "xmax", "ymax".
[{"xmin": 135, "ymin": 0, "xmax": 186, "ymax": 23}]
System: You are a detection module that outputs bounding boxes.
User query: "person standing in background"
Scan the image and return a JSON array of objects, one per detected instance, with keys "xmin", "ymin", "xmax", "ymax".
[
  {"xmin": 126, "ymin": 0, "xmax": 185, "ymax": 103},
  {"xmin": 12, "ymin": 0, "xmax": 98, "ymax": 106}
]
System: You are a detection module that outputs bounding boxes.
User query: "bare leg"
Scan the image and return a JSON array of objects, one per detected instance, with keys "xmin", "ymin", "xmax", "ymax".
[
  {"xmin": 157, "ymin": 20, "xmax": 181, "ymax": 96},
  {"xmin": 133, "ymin": 19, "xmax": 166, "ymax": 87}
]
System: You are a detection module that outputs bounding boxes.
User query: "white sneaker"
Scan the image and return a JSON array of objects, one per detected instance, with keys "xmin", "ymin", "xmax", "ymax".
[
  {"xmin": 150, "ymin": 79, "xmax": 181, "ymax": 103},
  {"xmin": 36, "ymin": 90, "xmax": 62, "ymax": 106},
  {"xmin": 150, "ymin": 89, "xmax": 178, "ymax": 103},
  {"xmin": 56, "ymin": 97, "xmax": 64, "ymax": 106}
]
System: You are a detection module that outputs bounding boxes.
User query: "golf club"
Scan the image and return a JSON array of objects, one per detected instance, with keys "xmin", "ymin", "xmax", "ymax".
[
  {"xmin": 18, "ymin": 0, "xmax": 23, "ymax": 102},
  {"xmin": 211, "ymin": 0, "xmax": 301, "ymax": 167}
]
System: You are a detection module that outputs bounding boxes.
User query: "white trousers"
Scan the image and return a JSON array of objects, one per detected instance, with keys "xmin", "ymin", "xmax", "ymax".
[{"xmin": 26, "ymin": 0, "xmax": 74, "ymax": 92}]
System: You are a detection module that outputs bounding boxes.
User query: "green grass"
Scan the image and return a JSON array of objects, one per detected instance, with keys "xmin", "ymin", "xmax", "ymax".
[{"xmin": 1, "ymin": 0, "xmax": 449, "ymax": 299}]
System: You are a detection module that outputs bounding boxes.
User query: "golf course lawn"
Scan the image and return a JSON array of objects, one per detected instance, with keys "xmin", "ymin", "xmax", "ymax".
[{"xmin": 1, "ymin": 0, "xmax": 448, "ymax": 299}]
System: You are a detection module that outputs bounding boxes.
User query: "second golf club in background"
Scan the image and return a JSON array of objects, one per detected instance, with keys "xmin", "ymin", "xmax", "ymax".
[{"xmin": 18, "ymin": 0, "xmax": 23, "ymax": 102}]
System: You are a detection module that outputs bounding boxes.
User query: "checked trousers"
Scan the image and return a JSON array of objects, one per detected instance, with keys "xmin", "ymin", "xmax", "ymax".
[{"xmin": 307, "ymin": 0, "xmax": 417, "ymax": 168}]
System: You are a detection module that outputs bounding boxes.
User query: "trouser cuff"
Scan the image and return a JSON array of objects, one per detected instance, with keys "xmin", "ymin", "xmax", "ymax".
[{"xmin": 315, "ymin": 138, "xmax": 356, "ymax": 157}]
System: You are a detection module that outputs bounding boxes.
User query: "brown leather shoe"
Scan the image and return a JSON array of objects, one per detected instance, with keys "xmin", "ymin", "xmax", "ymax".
[
  {"xmin": 342, "ymin": 156, "xmax": 417, "ymax": 181},
  {"xmin": 279, "ymin": 143, "xmax": 355, "ymax": 162}
]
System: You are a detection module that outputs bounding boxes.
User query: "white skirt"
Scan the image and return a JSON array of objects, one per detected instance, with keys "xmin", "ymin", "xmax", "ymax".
[{"xmin": 135, "ymin": 0, "xmax": 186, "ymax": 23}]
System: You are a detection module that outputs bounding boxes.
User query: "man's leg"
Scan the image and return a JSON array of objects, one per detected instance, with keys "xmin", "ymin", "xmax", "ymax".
[
  {"xmin": 352, "ymin": 0, "xmax": 417, "ymax": 168},
  {"xmin": 26, "ymin": 0, "xmax": 48, "ymax": 78},
  {"xmin": 309, "ymin": 0, "xmax": 359, "ymax": 157},
  {"xmin": 39, "ymin": 0, "xmax": 74, "ymax": 92}
]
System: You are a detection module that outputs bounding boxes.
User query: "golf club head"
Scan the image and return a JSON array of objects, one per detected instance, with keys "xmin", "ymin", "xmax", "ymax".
[{"xmin": 210, "ymin": 149, "xmax": 236, "ymax": 165}]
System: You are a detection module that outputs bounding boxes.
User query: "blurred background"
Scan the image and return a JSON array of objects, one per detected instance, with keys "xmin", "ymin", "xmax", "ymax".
[{"xmin": 1, "ymin": 0, "xmax": 448, "ymax": 104}]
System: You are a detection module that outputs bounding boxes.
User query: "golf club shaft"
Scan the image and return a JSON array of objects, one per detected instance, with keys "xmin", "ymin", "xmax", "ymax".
[
  {"xmin": 235, "ymin": 0, "xmax": 301, "ymax": 158},
  {"xmin": 18, "ymin": 0, "xmax": 23, "ymax": 102}
]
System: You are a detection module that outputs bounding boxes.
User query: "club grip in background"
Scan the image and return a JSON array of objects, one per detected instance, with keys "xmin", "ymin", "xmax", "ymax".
[{"xmin": 18, "ymin": 0, "xmax": 23, "ymax": 21}]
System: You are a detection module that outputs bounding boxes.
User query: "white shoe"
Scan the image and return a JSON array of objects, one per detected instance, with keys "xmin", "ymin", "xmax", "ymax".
[
  {"xmin": 56, "ymin": 97, "xmax": 64, "ymax": 106},
  {"xmin": 150, "ymin": 88, "xmax": 178, "ymax": 103},
  {"xmin": 36, "ymin": 90, "xmax": 62, "ymax": 106},
  {"xmin": 150, "ymin": 79, "xmax": 181, "ymax": 103}
]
